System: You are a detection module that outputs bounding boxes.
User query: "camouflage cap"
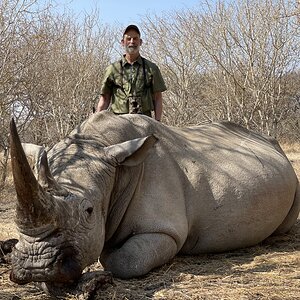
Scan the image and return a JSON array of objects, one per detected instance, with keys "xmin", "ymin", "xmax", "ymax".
[{"xmin": 123, "ymin": 24, "xmax": 141, "ymax": 37}]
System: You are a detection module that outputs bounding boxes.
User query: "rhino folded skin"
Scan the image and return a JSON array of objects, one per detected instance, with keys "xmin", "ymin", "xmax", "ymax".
[{"xmin": 8, "ymin": 112, "xmax": 300, "ymax": 289}]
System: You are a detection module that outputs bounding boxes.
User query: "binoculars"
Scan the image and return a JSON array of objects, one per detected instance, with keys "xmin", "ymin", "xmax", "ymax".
[{"xmin": 128, "ymin": 96, "xmax": 143, "ymax": 114}]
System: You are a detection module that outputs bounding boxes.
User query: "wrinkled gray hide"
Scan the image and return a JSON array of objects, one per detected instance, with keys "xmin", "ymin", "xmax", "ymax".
[{"xmin": 9, "ymin": 112, "xmax": 300, "ymax": 287}]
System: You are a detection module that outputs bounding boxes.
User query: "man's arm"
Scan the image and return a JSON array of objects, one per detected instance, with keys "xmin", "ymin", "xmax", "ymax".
[
  {"xmin": 153, "ymin": 91, "xmax": 163, "ymax": 121},
  {"xmin": 96, "ymin": 94, "xmax": 111, "ymax": 112}
]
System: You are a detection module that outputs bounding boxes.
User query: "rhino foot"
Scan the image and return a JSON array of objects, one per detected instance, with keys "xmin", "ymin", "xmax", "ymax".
[
  {"xmin": 37, "ymin": 270, "xmax": 114, "ymax": 299},
  {"xmin": 78, "ymin": 271, "xmax": 114, "ymax": 300}
]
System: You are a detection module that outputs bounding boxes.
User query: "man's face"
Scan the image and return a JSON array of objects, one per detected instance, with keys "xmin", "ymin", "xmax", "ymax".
[{"xmin": 122, "ymin": 29, "xmax": 142, "ymax": 55}]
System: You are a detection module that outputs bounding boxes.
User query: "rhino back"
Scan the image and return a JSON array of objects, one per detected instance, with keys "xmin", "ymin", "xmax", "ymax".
[
  {"xmin": 47, "ymin": 113, "xmax": 298, "ymax": 253},
  {"xmin": 174, "ymin": 122, "xmax": 298, "ymax": 253}
]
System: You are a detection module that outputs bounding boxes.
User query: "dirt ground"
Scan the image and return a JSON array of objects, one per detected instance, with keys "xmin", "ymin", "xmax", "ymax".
[{"xmin": 0, "ymin": 144, "xmax": 299, "ymax": 300}]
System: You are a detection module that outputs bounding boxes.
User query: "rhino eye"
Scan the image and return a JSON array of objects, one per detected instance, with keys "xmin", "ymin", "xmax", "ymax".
[
  {"xmin": 86, "ymin": 207, "xmax": 93, "ymax": 215},
  {"xmin": 80, "ymin": 199, "xmax": 94, "ymax": 216}
]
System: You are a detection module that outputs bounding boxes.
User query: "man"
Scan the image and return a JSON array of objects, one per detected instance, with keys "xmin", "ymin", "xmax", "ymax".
[{"xmin": 96, "ymin": 25, "xmax": 167, "ymax": 121}]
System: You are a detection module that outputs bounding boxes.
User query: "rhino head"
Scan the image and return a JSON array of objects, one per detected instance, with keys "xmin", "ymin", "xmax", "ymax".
[{"xmin": 9, "ymin": 119, "xmax": 157, "ymax": 288}]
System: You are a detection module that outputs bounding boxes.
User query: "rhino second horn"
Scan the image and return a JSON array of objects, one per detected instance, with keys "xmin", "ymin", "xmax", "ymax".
[
  {"xmin": 9, "ymin": 119, "xmax": 54, "ymax": 228},
  {"xmin": 38, "ymin": 151, "xmax": 68, "ymax": 196}
]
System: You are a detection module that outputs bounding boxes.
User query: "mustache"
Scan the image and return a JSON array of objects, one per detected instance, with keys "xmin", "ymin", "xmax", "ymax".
[{"xmin": 125, "ymin": 45, "xmax": 140, "ymax": 52}]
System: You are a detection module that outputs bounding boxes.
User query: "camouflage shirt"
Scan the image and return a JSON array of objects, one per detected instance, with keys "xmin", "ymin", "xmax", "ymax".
[{"xmin": 100, "ymin": 55, "xmax": 167, "ymax": 114}]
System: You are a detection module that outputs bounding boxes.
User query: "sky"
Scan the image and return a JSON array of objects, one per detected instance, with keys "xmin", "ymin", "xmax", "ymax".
[{"xmin": 59, "ymin": 0, "xmax": 202, "ymax": 26}]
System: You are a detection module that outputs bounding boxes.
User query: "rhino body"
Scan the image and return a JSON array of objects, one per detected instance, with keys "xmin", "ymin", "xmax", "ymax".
[{"xmin": 9, "ymin": 112, "xmax": 300, "ymax": 286}]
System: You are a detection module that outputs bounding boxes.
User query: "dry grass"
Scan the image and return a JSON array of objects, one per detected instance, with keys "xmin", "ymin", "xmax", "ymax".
[{"xmin": 0, "ymin": 143, "xmax": 299, "ymax": 300}]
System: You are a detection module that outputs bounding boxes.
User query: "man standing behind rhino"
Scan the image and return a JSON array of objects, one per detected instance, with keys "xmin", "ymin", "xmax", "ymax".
[{"xmin": 96, "ymin": 25, "xmax": 167, "ymax": 122}]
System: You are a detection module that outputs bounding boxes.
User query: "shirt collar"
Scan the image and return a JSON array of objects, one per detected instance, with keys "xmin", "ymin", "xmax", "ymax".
[{"xmin": 122, "ymin": 55, "xmax": 143, "ymax": 66}]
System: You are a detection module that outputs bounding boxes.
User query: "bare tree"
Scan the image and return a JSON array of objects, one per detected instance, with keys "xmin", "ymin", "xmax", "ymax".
[
  {"xmin": 142, "ymin": 12, "xmax": 209, "ymax": 126},
  {"xmin": 190, "ymin": 0, "xmax": 300, "ymax": 135},
  {"xmin": 1, "ymin": 0, "xmax": 299, "ymax": 188},
  {"xmin": 21, "ymin": 9, "xmax": 114, "ymax": 145},
  {"xmin": 0, "ymin": 0, "xmax": 115, "ymax": 186},
  {"xmin": 0, "ymin": 0, "xmax": 44, "ymax": 188},
  {"xmin": 141, "ymin": 0, "xmax": 299, "ymax": 136}
]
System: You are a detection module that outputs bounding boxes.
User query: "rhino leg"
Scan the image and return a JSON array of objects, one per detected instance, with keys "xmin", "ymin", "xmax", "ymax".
[
  {"xmin": 273, "ymin": 183, "xmax": 300, "ymax": 235},
  {"xmin": 101, "ymin": 233, "xmax": 177, "ymax": 279}
]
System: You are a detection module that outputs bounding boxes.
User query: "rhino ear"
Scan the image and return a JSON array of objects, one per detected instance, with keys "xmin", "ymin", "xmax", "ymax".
[{"xmin": 104, "ymin": 135, "xmax": 158, "ymax": 167}]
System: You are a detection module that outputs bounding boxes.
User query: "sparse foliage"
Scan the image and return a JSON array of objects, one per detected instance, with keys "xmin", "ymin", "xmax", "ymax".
[
  {"xmin": 142, "ymin": 0, "xmax": 300, "ymax": 137},
  {"xmin": 142, "ymin": 13, "xmax": 207, "ymax": 126},
  {"xmin": 0, "ymin": 0, "xmax": 114, "ymax": 186},
  {"xmin": 0, "ymin": 0, "xmax": 300, "ymax": 187}
]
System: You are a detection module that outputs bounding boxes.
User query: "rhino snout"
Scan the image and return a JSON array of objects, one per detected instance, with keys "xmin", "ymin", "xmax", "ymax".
[{"xmin": 10, "ymin": 244, "xmax": 82, "ymax": 285}]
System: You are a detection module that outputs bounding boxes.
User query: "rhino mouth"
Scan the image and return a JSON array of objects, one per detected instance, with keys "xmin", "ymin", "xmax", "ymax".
[{"xmin": 10, "ymin": 245, "xmax": 82, "ymax": 285}]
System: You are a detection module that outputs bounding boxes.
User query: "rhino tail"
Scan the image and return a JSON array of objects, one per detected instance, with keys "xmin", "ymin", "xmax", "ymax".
[{"xmin": 273, "ymin": 181, "xmax": 300, "ymax": 235}]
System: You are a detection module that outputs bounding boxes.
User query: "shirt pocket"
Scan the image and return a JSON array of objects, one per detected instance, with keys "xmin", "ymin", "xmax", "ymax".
[
  {"xmin": 144, "ymin": 69, "xmax": 153, "ymax": 88},
  {"xmin": 113, "ymin": 74, "xmax": 123, "ymax": 88}
]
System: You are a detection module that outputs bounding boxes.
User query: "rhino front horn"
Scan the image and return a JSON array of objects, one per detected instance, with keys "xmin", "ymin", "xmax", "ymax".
[{"xmin": 10, "ymin": 119, "xmax": 53, "ymax": 228}]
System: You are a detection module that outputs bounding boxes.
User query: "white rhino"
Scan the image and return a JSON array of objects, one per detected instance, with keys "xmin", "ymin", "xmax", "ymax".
[{"xmin": 9, "ymin": 111, "xmax": 300, "ymax": 288}]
